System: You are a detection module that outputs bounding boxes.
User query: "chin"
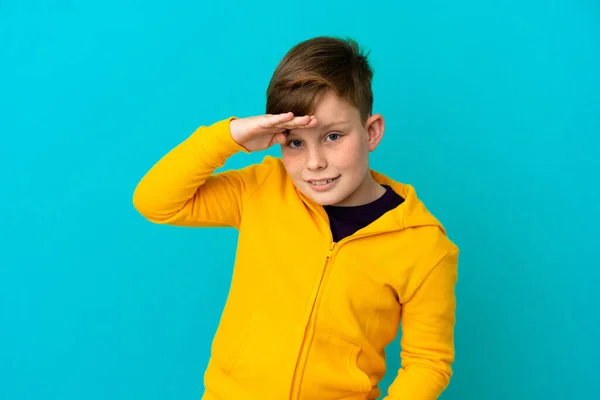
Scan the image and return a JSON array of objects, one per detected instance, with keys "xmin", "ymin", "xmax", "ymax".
[
  {"xmin": 292, "ymin": 179, "xmax": 352, "ymax": 206},
  {"xmin": 304, "ymin": 190, "xmax": 347, "ymax": 207}
]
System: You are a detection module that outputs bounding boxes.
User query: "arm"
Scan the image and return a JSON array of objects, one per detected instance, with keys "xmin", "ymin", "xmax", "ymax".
[
  {"xmin": 384, "ymin": 248, "xmax": 459, "ymax": 400},
  {"xmin": 132, "ymin": 113, "xmax": 318, "ymax": 228},
  {"xmin": 133, "ymin": 117, "xmax": 257, "ymax": 228}
]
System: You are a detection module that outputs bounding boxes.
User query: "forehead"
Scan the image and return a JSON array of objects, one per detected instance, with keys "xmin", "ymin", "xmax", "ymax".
[
  {"xmin": 312, "ymin": 90, "xmax": 356, "ymax": 120},
  {"xmin": 289, "ymin": 90, "xmax": 360, "ymax": 135}
]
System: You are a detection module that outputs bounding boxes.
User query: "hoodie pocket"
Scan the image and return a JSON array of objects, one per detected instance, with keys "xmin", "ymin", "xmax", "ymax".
[
  {"xmin": 299, "ymin": 330, "xmax": 372, "ymax": 399},
  {"xmin": 210, "ymin": 316, "xmax": 301, "ymax": 398},
  {"xmin": 210, "ymin": 316, "xmax": 259, "ymax": 374},
  {"xmin": 221, "ymin": 319, "xmax": 258, "ymax": 374}
]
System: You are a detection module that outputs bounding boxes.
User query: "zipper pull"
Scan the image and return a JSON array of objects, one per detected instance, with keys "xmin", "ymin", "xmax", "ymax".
[{"xmin": 327, "ymin": 242, "xmax": 336, "ymax": 259}]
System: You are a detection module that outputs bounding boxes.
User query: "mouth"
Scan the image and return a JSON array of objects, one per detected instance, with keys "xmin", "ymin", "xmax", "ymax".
[{"xmin": 307, "ymin": 176, "xmax": 340, "ymax": 186}]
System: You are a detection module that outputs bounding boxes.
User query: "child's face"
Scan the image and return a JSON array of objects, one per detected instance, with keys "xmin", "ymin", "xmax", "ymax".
[{"xmin": 281, "ymin": 90, "xmax": 384, "ymax": 207}]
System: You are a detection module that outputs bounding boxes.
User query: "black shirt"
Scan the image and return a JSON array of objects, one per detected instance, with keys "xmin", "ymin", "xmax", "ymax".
[{"xmin": 324, "ymin": 185, "xmax": 405, "ymax": 242}]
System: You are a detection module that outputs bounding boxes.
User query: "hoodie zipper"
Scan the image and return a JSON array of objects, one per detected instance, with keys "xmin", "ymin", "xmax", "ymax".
[
  {"xmin": 288, "ymin": 239, "xmax": 337, "ymax": 400},
  {"xmin": 288, "ymin": 228, "xmax": 391, "ymax": 400},
  {"xmin": 288, "ymin": 194, "xmax": 401, "ymax": 399}
]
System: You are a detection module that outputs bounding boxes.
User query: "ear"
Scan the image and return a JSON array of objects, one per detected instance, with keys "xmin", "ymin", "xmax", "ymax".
[{"xmin": 365, "ymin": 113, "xmax": 385, "ymax": 151}]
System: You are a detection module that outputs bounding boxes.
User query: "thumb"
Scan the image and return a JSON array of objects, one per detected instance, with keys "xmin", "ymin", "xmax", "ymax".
[{"xmin": 274, "ymin": 132, "xmax": 287, "ymax": 145}]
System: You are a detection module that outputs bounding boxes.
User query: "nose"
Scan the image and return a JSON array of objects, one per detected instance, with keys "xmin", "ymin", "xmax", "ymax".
[{"xmin": 305, "ymin": 145, "xmax": 327, "ymax": 171}]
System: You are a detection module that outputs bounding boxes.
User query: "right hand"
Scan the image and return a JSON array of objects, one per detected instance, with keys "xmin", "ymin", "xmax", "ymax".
[{"xmin": 229, "ymin": 112, "xmax": 318, "ymax": 152}]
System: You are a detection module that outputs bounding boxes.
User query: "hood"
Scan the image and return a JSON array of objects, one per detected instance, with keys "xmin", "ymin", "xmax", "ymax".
[{"xmin": 370, "ymin": 169, "xmax": 446, "ymax": 235}]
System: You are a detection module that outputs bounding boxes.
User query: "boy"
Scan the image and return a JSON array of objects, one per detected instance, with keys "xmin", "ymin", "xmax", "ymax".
[{"xmin": 133, "ymin": 36, "xmax": 458, "ymax": 400}]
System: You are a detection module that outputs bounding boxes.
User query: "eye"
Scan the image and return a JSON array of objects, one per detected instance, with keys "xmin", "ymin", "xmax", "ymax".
[
  {"xmin": 287, "ymin": 139, "xmax": 303, "ymax": 148},
  {"xmin": 326, "ymin": 133, "xmax": 341, "ymax": 141}
]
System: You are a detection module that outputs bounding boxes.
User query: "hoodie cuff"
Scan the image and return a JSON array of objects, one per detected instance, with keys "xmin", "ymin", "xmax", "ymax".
[{"xmin": 190, "ymin": 117, "xmax": 250, "ymax": 167}]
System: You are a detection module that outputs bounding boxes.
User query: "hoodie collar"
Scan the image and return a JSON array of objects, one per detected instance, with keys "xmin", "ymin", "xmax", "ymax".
[{"xmin": 296, "ymin": 169, "xmax": 445, "ymax": 237}]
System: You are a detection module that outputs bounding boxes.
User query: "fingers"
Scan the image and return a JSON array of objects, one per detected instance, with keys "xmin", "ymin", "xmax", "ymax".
[
  {"xmin": 274, "ymin": 114, "xmax": 317, "ymax": 130},
  {"xmin": 271, "ymin": 112, "xmax": 294, "ymax": 124},
  {"xmin": 305, "ymin": 115, "xmax": 318, "ymax": 127},
  {"xmin": 259, "ymin": 112, "xmax": 294, "ymax": 129},
  {"xmin": 257, "ymin": 113, "xmax": 318, "ymax": 136}
]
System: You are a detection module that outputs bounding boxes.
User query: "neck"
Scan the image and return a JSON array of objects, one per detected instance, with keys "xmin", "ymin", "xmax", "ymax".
[{"xmin": 336, "ymin": 174, "xmax": 386, "ymax": 207}]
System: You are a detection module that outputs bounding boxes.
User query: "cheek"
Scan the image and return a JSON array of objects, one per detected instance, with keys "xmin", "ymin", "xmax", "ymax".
[
  {"xmin": 334, "ymin": 140, "xmax": 367, "ymax": 169},
  {"xmin": 281, "ymin": 152, "xmax": 303, "ymax": 178}
]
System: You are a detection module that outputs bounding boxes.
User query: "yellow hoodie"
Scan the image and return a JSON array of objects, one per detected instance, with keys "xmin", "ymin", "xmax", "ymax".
[{"xmin": 133, "ymin": 118, "xmax": 459, "ymax": 400}]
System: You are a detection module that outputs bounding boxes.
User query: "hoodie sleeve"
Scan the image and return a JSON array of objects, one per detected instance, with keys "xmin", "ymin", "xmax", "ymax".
[
  {"xmin": 384, "ymin": 247, "xmax": 459, "ymax": 400},
  {"xmin": 132, "ymin": 117, "xmax": 271, "ymax": 228}
]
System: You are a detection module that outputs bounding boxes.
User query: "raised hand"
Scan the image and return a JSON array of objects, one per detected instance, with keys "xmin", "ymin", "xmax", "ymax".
[{"xmin": 229, "ymin": 112, "xmax": 318, "ymax": 152}]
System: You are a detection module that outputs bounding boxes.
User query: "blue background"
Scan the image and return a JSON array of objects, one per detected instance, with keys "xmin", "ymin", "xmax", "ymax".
[{"xmin": 1, "ymin": 1, "xmax": 599, "ymax": 399}]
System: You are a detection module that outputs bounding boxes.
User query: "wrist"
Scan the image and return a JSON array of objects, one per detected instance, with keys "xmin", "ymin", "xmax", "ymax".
[{"xmin": 229, "ymin": 118, "xmax": 245, "ymax": 146}]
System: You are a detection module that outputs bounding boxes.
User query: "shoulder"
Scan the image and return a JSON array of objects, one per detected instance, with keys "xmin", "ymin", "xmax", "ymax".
[
  {"xmin": 234, "ymin": 155, "xmax": 291, "ymax": 200},
  {"xmin": 393, "ymin": 224, "xmax": 458, "ymax": 303},
  {"xmin": 382, "ymin": 178, "xmax": 459, "ymax": 282},
  {"xmin": 396, "ymin": 221, "xmax": 458, "ymax": 267},
  {"xmin": 252, "ymin": 155, "xmax": 288, "ymax": 183}
]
